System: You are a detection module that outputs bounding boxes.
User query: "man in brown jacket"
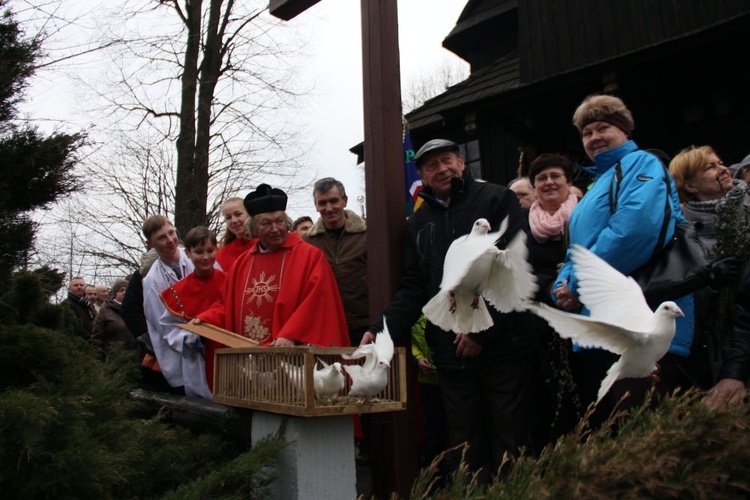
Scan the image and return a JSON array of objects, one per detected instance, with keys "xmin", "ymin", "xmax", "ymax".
[{"xmin": 304, "ymin": 177, "xmax": 369, "ymax": 345}]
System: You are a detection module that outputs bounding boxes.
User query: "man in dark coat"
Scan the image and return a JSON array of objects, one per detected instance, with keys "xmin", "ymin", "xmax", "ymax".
[
  {"xmin": 361, "ymin": 139, "xmax": 538, "ymax": 480},
  {"xmin": 62, "ymin": 276, "xmax": 96, "ymax": 340}
]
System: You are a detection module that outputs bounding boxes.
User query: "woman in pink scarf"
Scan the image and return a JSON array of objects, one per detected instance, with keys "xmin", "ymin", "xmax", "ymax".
[
  {"xmin": 525, "ymin": 153, "xmax": 581, "ymax": 447},
  {"xmin": 528, "ymin": 154, "xmax": 579, "ymax": 246}
]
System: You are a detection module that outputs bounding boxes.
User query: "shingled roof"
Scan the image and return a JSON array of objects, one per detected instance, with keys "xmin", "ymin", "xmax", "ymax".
[{"xmin": 405, "ymin": 51, "xmax": 521, "ymax": 129}]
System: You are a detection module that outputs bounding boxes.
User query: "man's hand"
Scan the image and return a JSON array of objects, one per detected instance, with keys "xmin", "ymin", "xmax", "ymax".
[
  {"xmin": 705, "ymin": 378, "xmax": 746, "ymax": 408},
  {"xmin": 454, "ymin": 333, "xmax": 482, "ymax": 359},
  {"xmin": 360, "ymin": 331, "xmax": 375, "ymax": 346},
  {"xmin": 270, "ymin": 337, "xmax": 295, "ymax": 347},
  {"xmin": 190, "ymin": 318, "xmax": 202, "ymax": 325},
  {"xmin": 553, "ymin": 280, "xmax": 582, "ymax": 311},
  {"xmin": 417, "ymin": 357, "xmax": 436, "ymax": 375}
]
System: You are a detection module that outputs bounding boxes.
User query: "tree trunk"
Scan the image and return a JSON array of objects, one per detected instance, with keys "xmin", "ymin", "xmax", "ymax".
[{"xmin": 174, "ymin": 0, "xmax": 203, "ymax": 236}]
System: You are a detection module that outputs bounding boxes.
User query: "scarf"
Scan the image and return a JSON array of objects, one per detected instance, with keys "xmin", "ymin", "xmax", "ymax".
[
  {"xmin": 529, "ymin": 192, "xmax": 578, "ymax": 243},
  {"xmin": 67, "ymin": 292, "xmax": 96, "ymax": 319},
  {"xmin": 686, "ymin": 180, "xmax": 748, "ymax": 215}
]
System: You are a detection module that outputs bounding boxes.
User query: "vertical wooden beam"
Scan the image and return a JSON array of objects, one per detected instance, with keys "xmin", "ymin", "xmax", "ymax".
[{"xmin": 361, "ymin": 1, "xmax": 418, "ymax": 498}]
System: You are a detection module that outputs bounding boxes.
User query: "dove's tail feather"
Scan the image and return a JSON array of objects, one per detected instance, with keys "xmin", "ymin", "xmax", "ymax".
[
  {"xmin": 422, "ymin": 291, "xmax": 452, "ymax": 330},
  {"xmin": 423, "ymin": 290, "xmax": 493, "ymax": 334},
  {"xmin": 597, "ymin": 361, "xmax": 621, "ymax": 403}
]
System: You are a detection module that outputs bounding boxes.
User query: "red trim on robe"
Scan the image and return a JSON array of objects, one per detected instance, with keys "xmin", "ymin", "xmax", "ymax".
[{"xmin": 198, "ymin": 232, "xmax": 350, "ymax": 347}]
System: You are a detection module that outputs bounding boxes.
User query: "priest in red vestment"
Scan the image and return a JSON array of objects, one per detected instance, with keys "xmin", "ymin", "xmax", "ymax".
[{"xmin": 197, "ymin": 184, "xmax": 350, "ymax": 348}]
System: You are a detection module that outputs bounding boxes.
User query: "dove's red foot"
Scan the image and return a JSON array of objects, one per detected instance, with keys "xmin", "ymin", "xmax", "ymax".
[
  {"xmin": 471, "ymin": 294, "xmax": 480, "ymax": 310},
  {"xmin": 449, "ymin": 292, "xmax": 457, "ymax": 314},
  {"xmin": 648, "ymin": 363, "xmax": 662, "ymax": 383}
]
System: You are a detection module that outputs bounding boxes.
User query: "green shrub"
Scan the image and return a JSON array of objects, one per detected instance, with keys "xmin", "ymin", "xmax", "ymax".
[
  {"xmin": 0, "ymin": 269, "xmax": 284, "ymax": 498},
  {"xmin": 413, "ymin": 391, "xmax": 750, "ymax": 498}
]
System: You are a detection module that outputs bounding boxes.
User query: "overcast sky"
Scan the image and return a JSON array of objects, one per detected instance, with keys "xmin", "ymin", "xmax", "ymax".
[
  {"xmin": 287, "ymin": 0, "xmax": 469, "ymax": 219},
  {"xmin": 18, "ymin": 0, "xmax": 469, "ymax": 280},
  {"xmin": 21, "ymin": 0, "xmax": 467, "ymax": 218}
]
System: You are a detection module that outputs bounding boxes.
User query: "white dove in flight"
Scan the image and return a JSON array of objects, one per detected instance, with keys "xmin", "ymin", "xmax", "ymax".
[
  {"xmin": 342, "ymin": 318, "xmax": 394, "ymax": 402},
  {"xmin": 524, "ymin": 244, "xmax": 684, "ymax": 403},
  {"xmin": 422, "ymin": 217, "xmax": 537, "ymax": 334},
  {"xmin": 314, "ymin": 357, "xmax": 345, "ymax": 404}
]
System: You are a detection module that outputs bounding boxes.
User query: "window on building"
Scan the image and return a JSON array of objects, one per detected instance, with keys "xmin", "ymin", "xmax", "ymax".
[{"xmin": 459, "ymin": 139, "xmax": 481, "ymax": 180}]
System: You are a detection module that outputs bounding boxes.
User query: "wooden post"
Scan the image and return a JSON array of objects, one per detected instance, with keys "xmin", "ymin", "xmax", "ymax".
[
  {"xmin": 268, "ymin": 1, "xmax": 419, "ymax": 495},
  {"xmin": 361, "ymin": 1, "xmax": 419, "ymax": 498}
]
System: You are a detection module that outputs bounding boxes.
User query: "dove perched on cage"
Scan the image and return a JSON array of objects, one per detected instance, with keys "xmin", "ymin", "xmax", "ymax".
[
  {"xmin": 422, "ymin": 217, "xmax": 537, "ymax": 334},
  {"xmin": 342, "ymin": 319, "xmax": 394, "ymax": 402},
  {"xmin": 524, "ymin": 244, "xmax": 684, "ymax": 403},
  {"xmin": 314, "ymin": 357, "xmax": 345, "ymax": 403}
]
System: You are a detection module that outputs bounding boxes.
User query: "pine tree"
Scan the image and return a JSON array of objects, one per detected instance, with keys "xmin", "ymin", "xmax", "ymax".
[
  {"xmin": 0, "ymin": 0, "xmax": 85, "ymax": 286},
  {"xmin": 0, "ymin": 5, "xmax": 284, "ymax": 496}
]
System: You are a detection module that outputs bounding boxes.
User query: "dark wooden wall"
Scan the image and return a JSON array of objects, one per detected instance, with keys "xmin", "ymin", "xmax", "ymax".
[{"xmin": 519, "ymin": 0, "xmax": 749, "ymax": 83}]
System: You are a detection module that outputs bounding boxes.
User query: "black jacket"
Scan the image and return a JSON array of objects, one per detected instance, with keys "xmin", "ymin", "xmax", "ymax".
[
  {"xmin": 121, "ymin": 269, "xmax": 147, "ymax": 340},
  {"xmin": 718, "ymin": 263, "xmax": 750, "ymax": 382},
  {"xmin": 62, "ymin": 294, "xmax": 95, "ymax": 340},
  {"xmin": 370, "ymin": 170, "xmax": 536, "ymax": 370}
]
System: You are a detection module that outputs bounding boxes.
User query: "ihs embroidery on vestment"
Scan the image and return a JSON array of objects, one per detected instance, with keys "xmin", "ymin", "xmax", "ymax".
[{"xmin": 244, "ymin": 271, "xmax": 279, "ymax": 307}]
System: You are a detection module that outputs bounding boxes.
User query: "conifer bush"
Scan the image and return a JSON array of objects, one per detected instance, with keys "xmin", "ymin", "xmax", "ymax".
[
  {"xmin": 0, "ymin": 269, "xmax": 284, "ymax": 498},
  {"xmin": 412, "ymin": 391, "xmax": 750, "ymax": 498}
]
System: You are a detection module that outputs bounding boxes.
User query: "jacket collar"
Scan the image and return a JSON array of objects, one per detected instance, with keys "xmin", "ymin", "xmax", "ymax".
[
  {"xmin": 306, "ymin": 209, "xmax": 366, "ymax": 237},
  {"xmin": 593, "ymin": 140, "xmax": 638, "ymax": 174},
  {"xmin": 419, "ymin": 169, "xmax": 473, "ymax": 207}
]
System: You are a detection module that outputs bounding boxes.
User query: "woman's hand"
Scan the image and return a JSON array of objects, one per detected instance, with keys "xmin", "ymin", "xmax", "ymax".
[{"xmin": 553, "ymin": 280, "xmax": 582, "ymax": 311}]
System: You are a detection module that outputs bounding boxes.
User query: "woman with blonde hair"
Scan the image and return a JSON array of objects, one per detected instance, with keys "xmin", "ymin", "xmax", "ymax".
[
  {"xmin": 669, "ymin": 145, "xmax": 750, "ymax": 406},
  {"xmin": 215, "ymin": 196, "xmax": 254, "ymax": 270}
]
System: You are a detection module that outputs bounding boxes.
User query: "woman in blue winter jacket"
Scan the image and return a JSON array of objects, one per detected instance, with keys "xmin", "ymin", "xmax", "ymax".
[{"xmin": 552, "ymin": 94, "xmax": 694, "ymax": 420}]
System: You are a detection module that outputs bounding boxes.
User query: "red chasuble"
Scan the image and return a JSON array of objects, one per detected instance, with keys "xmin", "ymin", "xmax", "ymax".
[
  {"xmin": 216, "ymin": 237, "xmax": 256, "ymax": 271},
  {"xmin": 199, "ymin": 232, "xmax": 350, "ymax": 347},
  {"xmin": 160, "ymin": 269, "xmax": 226, "ymax": 390}
]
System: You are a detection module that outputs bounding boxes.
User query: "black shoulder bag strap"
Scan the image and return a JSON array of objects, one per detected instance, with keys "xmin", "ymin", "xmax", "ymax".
[{"xmin": 608, "ymin": 158, "xmax": 672, "ymax": 258}]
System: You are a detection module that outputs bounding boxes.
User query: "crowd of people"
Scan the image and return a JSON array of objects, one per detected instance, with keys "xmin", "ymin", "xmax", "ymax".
[{"xmin": 60, "ymin": 92, "xmax": 749, "ymax": 481}]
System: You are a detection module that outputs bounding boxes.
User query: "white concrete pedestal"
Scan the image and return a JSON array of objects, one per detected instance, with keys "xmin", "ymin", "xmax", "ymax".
[{"xmin": 251, "ymin": 412, "xmax": 356, "ymax": 499}]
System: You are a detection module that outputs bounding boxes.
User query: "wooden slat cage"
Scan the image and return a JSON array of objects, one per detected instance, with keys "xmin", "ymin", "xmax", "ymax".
[{"xmin": 213, "ymin": 346, "xmax": 407, "ymax": 417}]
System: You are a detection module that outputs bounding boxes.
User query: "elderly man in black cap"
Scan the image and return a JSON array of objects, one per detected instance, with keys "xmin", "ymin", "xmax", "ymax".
[
  {"xmin": 361, "ymin": 139, "xmax": 537, "ymax": 480},
  {"xmin": 198, "ymin": 184, "xmax": 350, "ymax": 348}
]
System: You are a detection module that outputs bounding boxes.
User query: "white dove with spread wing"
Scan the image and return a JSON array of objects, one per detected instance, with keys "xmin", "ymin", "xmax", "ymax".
[
  {"xmin": 422, "ymin": 217, "xmax": 537, "ymax": 334},
  {"xmin": 342, "ymin": 319, "xmax": 394, "ymax": 401},
  {"xmin": 524, "ymin": 244, "xmax": 684, "ymax": 403}
]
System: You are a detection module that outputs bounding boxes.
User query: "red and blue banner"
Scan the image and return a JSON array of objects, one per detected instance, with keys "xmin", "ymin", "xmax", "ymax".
[{"xmin": 403, "ymin": 127, "xmax": 423, "ymax": 216}]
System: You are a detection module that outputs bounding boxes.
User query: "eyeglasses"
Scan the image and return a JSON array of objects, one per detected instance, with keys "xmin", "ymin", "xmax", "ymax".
[{"xmin": 534, "ymin": 172, "xmax": 565, "ymax": 184}]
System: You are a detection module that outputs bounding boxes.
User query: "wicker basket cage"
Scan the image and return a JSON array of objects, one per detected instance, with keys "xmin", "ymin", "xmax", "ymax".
[{"xmin": 213, "ymin": 346, "xmax": 407, "ymax": 417}]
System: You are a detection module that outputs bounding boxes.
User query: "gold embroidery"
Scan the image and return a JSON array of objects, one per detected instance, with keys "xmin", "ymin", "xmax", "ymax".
[
  {"xmin": 244, "ymin": 313, "xmax": 271, "ymax": 343},
  {"xmin": 244, "ymin": 271, "xmax": 279, "ymax": 308},
  {"xmin": 239, "ymin": 250, "xmax": 288, "ymax": 343}
]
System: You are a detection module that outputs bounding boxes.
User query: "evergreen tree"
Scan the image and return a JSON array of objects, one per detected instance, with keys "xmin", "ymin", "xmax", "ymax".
[
  {"xmin": 0, "ymin": 0, "xmax": 85, "ymax": 286},
  {"xmin": 0, "ymin": 5, "xmax": 284, "ymax": 496}
]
